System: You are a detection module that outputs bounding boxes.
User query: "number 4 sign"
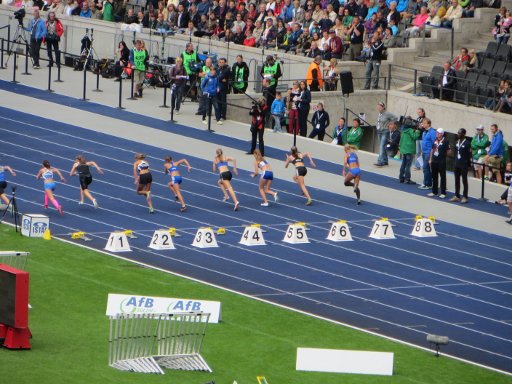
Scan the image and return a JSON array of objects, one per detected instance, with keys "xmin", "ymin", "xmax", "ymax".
[
  {"xmin": 239, "ymin": 226, "xmax": 266, "ymax": 246},
  {"xmin": 149, "ymin": 230, "xmax": 176, "ymax": 250},
  {"xmin": 282, "ymin": 224, "xmax": 310, "ymax": 244},
  {"xmin": 105, "ymin": 232, "xmax": 132, "ymax": 252},
  {"xmin": 369, "ymin": 219, "xmax": 396, "ymax": 240},
  {"xmin": 192, "ymin": 227, "xmax": 219, "ymax": 248},
  {"xmin": 411, "ymin": 218, "xmax": 437, "ymax": 237}
]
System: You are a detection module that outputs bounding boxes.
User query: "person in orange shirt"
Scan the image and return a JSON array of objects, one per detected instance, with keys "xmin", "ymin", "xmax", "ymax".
[{"xmin": 306, "ymin": 55, "xmax": 323, "ymax": 92}]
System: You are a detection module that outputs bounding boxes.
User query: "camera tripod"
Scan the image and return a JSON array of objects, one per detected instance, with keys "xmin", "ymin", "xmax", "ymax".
[
  {"xmin": 0, "ymin": 187, "xmax": 20, "ymax": 233},
  {"xmin": 5, "ymin": 22, "xmax": 32, "ymax": 67},
  {"xmin": 80, "ymin": 28, "xmax": 98, "ymax": 71}
]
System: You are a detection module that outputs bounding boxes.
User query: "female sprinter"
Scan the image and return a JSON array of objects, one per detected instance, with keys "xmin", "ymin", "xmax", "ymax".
[
  {"xmin": 133, "ymin": 153, "xmax": 154, "ymax": 213},
  {"xmin": 164, "ymin": 155, "xmax": 191, "ymax": 212},
  {"xmin": 69, "ymin": 155, "xmax": 103, "ymax": 208},
  {"xmin": 213, "ymin": 148, "xmax": 240, "ymax": 211},
  {"xmin": 343, "ymin": 144, "xmax": 361, "ymax": 205},
  {"xmin": 0, "ymin": 163, "xmax": 16, "ymax": 207},
  {"xmin": 36, "ymin": 160, "xmax": 66, "ymax": 214},
  {"xmin": 251, "ymin": 149, "xmax": 278, "ymax": 206},
  {"xmin": 285, "ymin": 146, "xmax": 316, "ymax": 205}
]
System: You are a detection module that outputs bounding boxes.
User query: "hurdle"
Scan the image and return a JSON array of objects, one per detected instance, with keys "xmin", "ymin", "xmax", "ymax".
[
  {"xmin": 108, "ymin": 312, "xmax": 211, "ymax": 374},
  {"xmin": 0, "ymin": 251, "xmax": 29, "ymax": 270}
]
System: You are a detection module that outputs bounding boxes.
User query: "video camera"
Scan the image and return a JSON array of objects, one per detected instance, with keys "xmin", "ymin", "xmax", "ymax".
[
  {"xmin": 13, "ymin": 8, "xmax": 25, "ymax": 24},
  {"xmin": 399, "ymin": 115, "xmax": 420, "ymax": 130}
]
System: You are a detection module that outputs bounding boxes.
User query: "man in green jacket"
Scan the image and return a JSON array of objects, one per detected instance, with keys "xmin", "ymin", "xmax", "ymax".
[
  {"xmin": 470, "ymin": 125, "xmax": 490, "ymax": 179},
  {"xmin": 346, "ymin": 118, "xmax": 364, "ymax": 149},
  {"xmin": 399, "ymin": 121, "xmax": 421, "ymax": 184}
]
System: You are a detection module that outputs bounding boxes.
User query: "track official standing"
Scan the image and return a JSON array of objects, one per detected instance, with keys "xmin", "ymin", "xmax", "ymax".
[
  {"xmin": 26, "ymin": 9, "xmax": 47, "ymax": 69},
  {"xmin": 217, "ymin": 58, "xmax": 231, "ymax": 122},
  {"xmin": 181, "ymin": 42, "xmax": 198, "ymax": 100},
  {"xmin": 450, "ymin": 128, "xmax": 471, "ymax": 204},
  {"xmin": 428, "ymin": 128, "xmax": 448, "ymax": 199},
  {"xmin": 129, "ymin": 40, "xmax": 148, "ymax": 98},
  {"xmin": 231, "ymin": 54, "xmax": 250, "ymax": 94},
  {"xmin": 374, "ymin": 102, "xmax": 397, "ymax": 166},
  {"xmin": 169, "ymin": 57, "xmax": 187, "ymax": 114},
  {"xmin": 260, "ymin": 55, "xmax": 282, "ymax": 93},
  {"xmin": 309, "ymin": 102, "xmax": 330, "ymax": 141}
]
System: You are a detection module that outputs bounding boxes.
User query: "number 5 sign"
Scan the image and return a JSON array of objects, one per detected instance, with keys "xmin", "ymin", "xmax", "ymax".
[
  {"xmin": 283, "ymin": 224, "xmax": 310, "ymax": 244},
  {"xmin": 411, "ymin": 218, "xmax": 437, "ymax": 237}
]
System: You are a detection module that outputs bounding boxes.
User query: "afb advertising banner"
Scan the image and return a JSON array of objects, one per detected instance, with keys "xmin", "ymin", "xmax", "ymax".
[{"xmin": 105, "ymin": 293, "xmax": 222, "ymax": 323}]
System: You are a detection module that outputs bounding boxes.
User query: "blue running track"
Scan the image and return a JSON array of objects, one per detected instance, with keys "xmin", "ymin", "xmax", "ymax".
[{"xmin": 1, "ymin": 94, "xmax": 511, "ymax": 374}]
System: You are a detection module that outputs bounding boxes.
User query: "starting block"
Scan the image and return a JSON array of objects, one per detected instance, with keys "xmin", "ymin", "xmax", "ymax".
[
  {"xmin": 369, "ymin": 218, "xmax": 395, "ymax": 240},
  {"xmin": 411, "ymin": 217, "xmax": 437, "ymax": 237},
  {"xmin": 217, "ymin": 227, "xmax": 226, "ymax": 235},
  {"xmin": 192, "ymin": 227, "xmax": 218, "ymax": 248},
  {"xmin": 70, "ymin": 231, "xmax": 92, "ymax": 241},
  {"xmin": 149, "ymin": 229, "xmax": 176, "ymax": 250},
  {"xmin": 283, "ymin": 223, "xmax": 309, "ymax": 244},
  {"xmin": 239, "ymin": 225, "xmax": 266, "ymax": 246},
  {"xmin": 122, "ymin": 230, "xmax": 137, "ymax": 239},
  {"xmin": 327, "ymin": 220, "xmax": 353, "ymax": 242},
  {"xmin": 105, "ymin": 232, "xmax": 131, "ymax": 252}
]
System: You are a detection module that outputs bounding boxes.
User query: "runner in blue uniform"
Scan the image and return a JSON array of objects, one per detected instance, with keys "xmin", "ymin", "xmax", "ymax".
[
  {"xmin": 164, "ymin": 155, "xmax": 191, "ymax": 212},
  {"xmin": 343, "ymin": 144, "xmax": 361, "ymax": 205},
  {"xmin": 213, "ymin": 148, "xmax": 240, "ymax": 211},
  {"xmin": 0, "ymin": 163, "xmax": 16, "ymax": 207},
  {"xmin": 36, "ymin": 160, "xmax": 66, "ymax": 215},
  {"xmin": 251, "ymin": 149, "xmax": 278, "ymax": 207}
]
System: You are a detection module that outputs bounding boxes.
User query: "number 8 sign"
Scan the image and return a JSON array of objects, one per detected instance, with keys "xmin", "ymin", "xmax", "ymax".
[{"xmin": 411, "ymin": 218, "xmax": 437, "ymax": 238}]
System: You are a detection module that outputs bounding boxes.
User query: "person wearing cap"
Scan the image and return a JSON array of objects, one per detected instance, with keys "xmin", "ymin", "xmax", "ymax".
[
  {"xmin": 217, "ymin": 58, "xmax": 231, "ymax": 122},
  {"xmin": 363, "ymin": 34, "xmax": 384, "ymax": 90},
  {"xmin": 306, "ymin": 55, "xmax": 324, "ymax": 92},
  {"xmin": 329, "ymin": 29, "xmax": 343, "ymax": 59},
  {"xmin": 260, "ymin": 54, "xmax": 282, "ymax": 91},
  {"xmin": 375, "ymin": 101, "xmax": 397, "ymax": 166},
  {"xmin": 470, "ymin": 124, "xmax": 490, "ymax": 180},
  {"xmin": 450, "ymin": 128, "xmax": 472, "ymax": 204},
  {"xmin": 428, "ymin": 128, "xmax": 448, "ymax": 199}
]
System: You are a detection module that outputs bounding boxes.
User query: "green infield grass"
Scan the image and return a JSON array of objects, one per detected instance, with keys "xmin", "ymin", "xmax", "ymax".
[{"xmin": 1, "ymin": 224, "xmax": 511, "ymax": 384}]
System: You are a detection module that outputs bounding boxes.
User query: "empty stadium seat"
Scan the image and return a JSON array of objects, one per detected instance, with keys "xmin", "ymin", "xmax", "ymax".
[
  {"xmin": 492, "ymin": 60, "xmax": 507, "ymax": 77},
  {"xmin": 496, "ymin": 44, "xmax": 511, "ymax": 62},
  {"xmin": 484, "ymin": 41, "xmax": 499, "ymax": 58},
  {"xmin": 479, "ymin": 58, "xmax": 495, "ymax": 75}
]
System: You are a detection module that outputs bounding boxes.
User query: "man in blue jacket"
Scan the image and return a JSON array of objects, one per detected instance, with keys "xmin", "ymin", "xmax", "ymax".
[
  {"xmin": 485, "ymin": 124, "xmax": 504, "ymax": 184},
  {"xmin": 418, "ymin": 117, "xmax": 437, "ymax": 190},
  {"xmin": 25, "ymin": 10, "xmax": 47, "ymax": 69},
  {"xmin": 201, "ymin": 67, "xmax": 221, "ymax": 124}
]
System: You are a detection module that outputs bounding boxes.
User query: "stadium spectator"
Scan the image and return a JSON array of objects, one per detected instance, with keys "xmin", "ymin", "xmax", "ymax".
[
  {"xmin": 470, "ymin": 124, "xmax": 490, "ymax": 179},
  {"xmin": 102, "ymin": 0, "xmax": 115, "ymax": 21},
  {"xmin": 45, "ymin": 11, "xmax": 63, "ymax": 68},
  {"xmin": 375, "ymin": 102, "xmax": 397, "ymax": 166},
  {"xmin": 451, "ymin": 47, "xmax": 470, "ymax": 71},
  {"xmin": 441, "ymin": 0, "xmax": 463, "ymax": 28},
  {"xmin": 323, "ymin": 58, "xmax": 339, "ymax": 91},
  {"xmin": 25, "ymin": 9, "xmax": 46, "ymax": 69},
  {"xmin": 306, "ymin": 55, "xmax": 323, "ymax": 92},
  {"xmin": 79, "ymin": 1, "xmax": 92, "ymax": 17},
  {"xmin": 450, "ymin": 128, "xmax": 472, "ymax": 203},
  {"xmin": 346, "ymin": 16, "xmax": 365, "ymax": 60},
  {"xmin": 90, "ymin": 2, "xmax": 103, "ymax": 20},
  {"xmin": 401, "ymin": 6, "xmax": 429, "ymax": 46},
  {"xmin": 347, "ymin": 118, "xmax": 364, "ymax": 148},
  {"xmin": 428, "ymin": 128, "xmax": 448, "ymax": 198},
  {"xmin": 485, "ymin": 79, "xmax": 507, "ymax": 110},
  {"xmin": 494, "ymin": 80, "xmax": 512, "ymax": 112},
  {"xmin": 462, "ymin": 0, "xmax": 483, "ymax": 18},
  {"xmin": 485, "ymin": 124, "xmax": 504, "ymax": 184},
  {"xmin": 271, "ymin": 91, "xmax": 286, "ymax": 133},
  {"xmin": 50, "ymin": 0, "xmax": 66, "ymax": 15},
  {"xmin": 433, "ymin": 61, "xmax": 456, "ymax": 101},
  {"xmin": 329, "ymin": 29, "xmax": 343, "ymax": 59},
  {"xmin": 364, "ymin": 34, "xmax": 384, "ymax": 90},
  {"xmin": 419, "ymin": 117, "xmax": 436, "ymax": 189}
]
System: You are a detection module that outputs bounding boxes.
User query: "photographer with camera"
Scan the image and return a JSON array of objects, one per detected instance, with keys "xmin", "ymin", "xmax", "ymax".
[
  {"xmin": 24, "ymin": 9, "xmax": 47, "ymax": 69},
  {"xmin": 398, "ymin": 116, "xmax": 421, "ymax": 184},
  {"xmin": 248, "ymin": 98, "xmax": 268, "ymax": 156}
]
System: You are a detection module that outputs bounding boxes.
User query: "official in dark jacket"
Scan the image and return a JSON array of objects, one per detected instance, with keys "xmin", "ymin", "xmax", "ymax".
[
  {"xmin": 297, "ymin": 81, "xmax": 311, "ymax": 137},
  {"xmin": 309, "ymin": 103, "xmax": 330, "ymax": 141},
  {"xmin": 451, "ymin": 128, "xmax": 472, "ymax": 203},
  {"xmin": 217, "ymin": 58, "xmax": 231, "ymax": 121}
]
